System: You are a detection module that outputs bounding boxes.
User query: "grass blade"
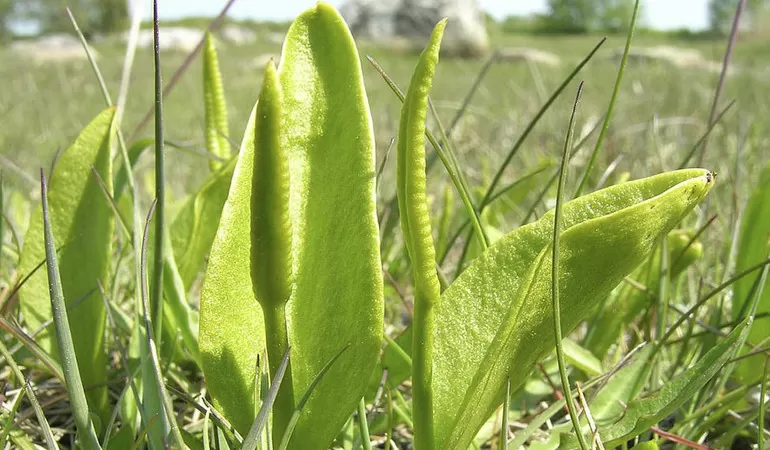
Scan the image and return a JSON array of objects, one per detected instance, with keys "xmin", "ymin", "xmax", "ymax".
[
  {"xmin": 480, "ymin": 37, "xmax": 606, "ymax": 208},
  {"xmin": 90, "ymin": 166, "xmax": 132, "ymax": 243},
  {"xmin": 756, "ymin": 355, "xmax": 770, "ymax": 448},
  {"xmin": 66, "ymin": 8, "xmax": 112, "ymax": 106},
  {"xmin": 677, "ymin": 100, "xmax": 735, "ymax": 169},
  {"xmin": 552, "ymin": 82, "xmax": 589, "ymax": 450},
  {"xmin": 39, "ymin": 170, "xmax": 100, "ymax": 450},
  {"xmin": 358, "ymin": 397, "xmax": 373, "ymax": 450},
  {"xmin": 0, "ymin": 315, "xmax": 63, "ymax": 382},
  {"xmin": 574, "ymin": 0, "xmax": 640, "ymax": 197},
  {"xmin": 242, "ymin": 348, "xmax": 291, "ymax": 450},
  {"xmin": 97, "ymin": 282, "xmax": 148, "ymax": 435},
  {"xmin": 140, "ymin": 200, "xmax": 185, "ymax": 449},
  {"xmin": 277, "ymin": 344, "xmax": 350, "ymax": 450},
  {"xmin": 697, "ymin": 0, "xmax": 746, "ymax": 165},
  {"xmin": 0, "ymin": 383, "xmax": 26, "ymax": 447},
  {"xmin": 427, "ymin": 98, "xmax": 488, "ymax": 249},
  {"xmin": 151, "ymin": 0, "xmax": 166, "ymax": 345},
  {"xmin": 26, "ymin": 379, "xmax": 59, "ymax": 450},
  {"xmin": 130, "ymin": 0, "xmax": 238, "ymax": 140}
]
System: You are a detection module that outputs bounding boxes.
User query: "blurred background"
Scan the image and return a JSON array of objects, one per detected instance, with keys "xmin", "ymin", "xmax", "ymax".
[{"xmin": 0, "ymin": 0, "xmax": 767, "ymax": 217}]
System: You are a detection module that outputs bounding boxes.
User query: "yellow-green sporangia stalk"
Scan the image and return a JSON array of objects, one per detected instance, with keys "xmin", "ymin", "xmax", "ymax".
[
  {"xmin": 203, "ymin": 32, "xmax": 230, "ymax": 171},
  {"xmin": 250, "ymin": 60, "xmax": 295, "ymax": 441},
  {"xmin": 396, "ymin": 19, "xmax": 447, "ymax": 450}
]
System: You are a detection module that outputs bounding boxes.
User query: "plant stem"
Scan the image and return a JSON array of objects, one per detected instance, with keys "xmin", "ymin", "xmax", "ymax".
[
  {"xmin": 263, "ymin": 304, "xmax": 294, "ymax": 441},
  {"xmin": 151, "ymin": 0, "xmax": 165, "ymax": 347},
  {"xmin": 412, "ymin": 291, "xmax": 436, "ymax": 449},
  {"xmin": 358, "ymin": 398, "xmax": 373, "ymax": 450},
  {"xmin": 552, "ymin": 82, "xmax": 589, "ymax": 450}
]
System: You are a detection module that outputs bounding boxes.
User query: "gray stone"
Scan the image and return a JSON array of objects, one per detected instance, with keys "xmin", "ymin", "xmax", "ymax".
[
  {"xmin": 219, "ymin": 25, "xmax": 257, "ymax": 46},
  {"xmin": 340, "ymin": 0, "xmax": 489, "ymax": 58},
  {"xmin": 613, "ymin": 46, "xmax": 722, "ymax": 73},
  {"xmin": 497, "ymin": 47, "xmax": 561, "ymax": 66},
  {"xmin": 129, "ymin": 27, "xmax": 203, "ymax": 53},
  {"xmin": 11, "ymin": 34, "xmax": 98, "ymax": 64}
]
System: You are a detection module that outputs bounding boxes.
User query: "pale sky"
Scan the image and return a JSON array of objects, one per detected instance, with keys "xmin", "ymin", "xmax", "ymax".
[{"xmin": 141, "ymin": 0, "xmax": 710, "ymax": 30}]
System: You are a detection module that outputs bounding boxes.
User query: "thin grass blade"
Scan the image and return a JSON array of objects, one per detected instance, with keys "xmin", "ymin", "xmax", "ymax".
[
  {"xmin": 40, "ymin": 171, "xmax": 101, "ymax": 450},
  {"xmin": 242, "ymin": 348, "xmax": 291, "ymax": 450},
  {"xmin": 551, "ymin": 81, "xmax": 589, "ymax": 450},
  {"xmin": 575, "ymin": 0, "xmax": 639, "ymax": 197}
]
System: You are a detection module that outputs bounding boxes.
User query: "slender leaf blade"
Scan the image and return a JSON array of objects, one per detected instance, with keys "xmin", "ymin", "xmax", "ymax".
[
  {"xmin": 40, "ymin": 171, "xmax": 101, "ymax": 450},
  {"xmin": 561, "ymin": 320, "xmax": 750, "ymax": 448}
]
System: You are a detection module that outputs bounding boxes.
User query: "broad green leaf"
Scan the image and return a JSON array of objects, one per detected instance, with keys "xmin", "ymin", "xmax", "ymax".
[
  {"xmin": 18, "ymin": 107, "xmax": 116, "ymax": 422},
  {"xmin": 170, "ymin": 159, "xmax": 235, "ymax": 289},
  {"xmin": 278, "ymin": 4, "xmax": 383, "ymax": 448},
  {"xmin": 199, "ymin": 106, "xmax": 263, "ymax": 435},
  {"xmin": 203, "ymin": 32, "xmax": 231, "ymax": 171},
  {"xmin": 432, "ymin": 169, "xmax": 714, "ymax": 449},
  {"xmin": 559, "ymin": 320, "xmax": 750, "ymax": 448},
  {"xmin": 589, "ymin": 346, "xmax": 653, "ymax": 423},
  {"xmin": 585, "ymin": 229, "xmax": 703, "ymax": 357},
  {"xmin": 734, "ymin": 162, "xmax": 770, "ymax": 383}
]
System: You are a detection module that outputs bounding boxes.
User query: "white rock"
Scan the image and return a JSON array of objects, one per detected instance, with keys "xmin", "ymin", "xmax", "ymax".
[
  {"xmin": 11, "ymin": 34, "xmax": 98, "ymax": 64},
  {"xmin": 497, "ymin": 47, "xmax": 561, "ymax": 66},
  {"xmin": 129, "ymin": 27, "xmax": 203, "ymax": 53},
  {"xmin": 340, "ymin": 0, "xmax": 489, "ymax": 57},
  {"xmin": 219, "ymin": 25, "xmax": 257, "ymax": 45},
  {"xmin": 617, "ymin": 46, "xmax": 722, "ymax": 73}
]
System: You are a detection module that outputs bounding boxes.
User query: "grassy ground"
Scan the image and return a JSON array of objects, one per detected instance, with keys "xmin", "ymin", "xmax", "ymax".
[{"xmin": 1, "ymin": 30, "xmax": 767, "ymax": 205}]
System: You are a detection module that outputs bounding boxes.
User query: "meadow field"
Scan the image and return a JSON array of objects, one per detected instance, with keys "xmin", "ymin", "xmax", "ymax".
[{"xmin": 2, "ymin": 29, "xmax": 768, "ymax": 201}]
